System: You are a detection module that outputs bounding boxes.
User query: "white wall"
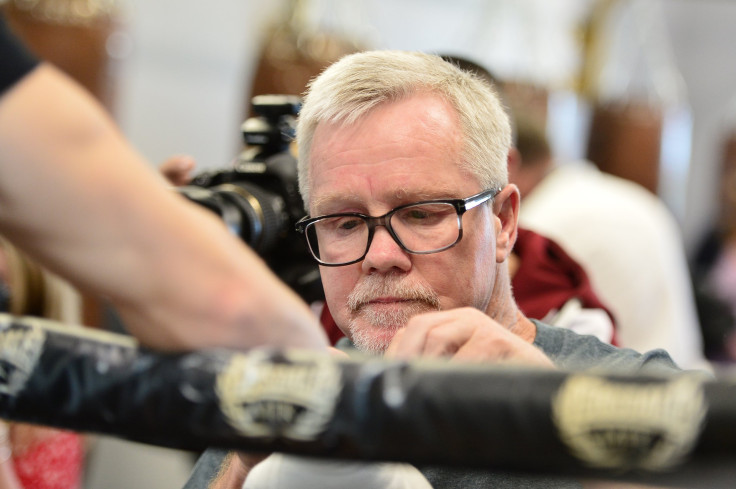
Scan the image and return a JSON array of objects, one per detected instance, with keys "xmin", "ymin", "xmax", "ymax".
[{"xmin": 113, "ymin": 0, "xmax": 290, "ymax": 168}]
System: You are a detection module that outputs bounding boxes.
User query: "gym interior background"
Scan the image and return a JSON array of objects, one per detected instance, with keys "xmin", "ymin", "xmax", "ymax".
[{"xmin": 3, "ymin": 0, "xmax": 736, "ymax": 487}]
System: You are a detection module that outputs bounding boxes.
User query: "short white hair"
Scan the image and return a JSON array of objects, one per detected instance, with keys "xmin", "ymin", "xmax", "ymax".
[{"xmin": 296, "ymin": 50, "xmax": 511, "ymax": 207}]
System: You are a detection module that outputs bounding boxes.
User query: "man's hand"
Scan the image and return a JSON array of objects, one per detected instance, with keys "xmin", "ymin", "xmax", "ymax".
[
  {"xmin": 159, "ymin": 154, "xmax": 196, "ymax": 186},
  {"xmin": 385, "ymin": 307, "xmax": 554, "ymax": 367}
]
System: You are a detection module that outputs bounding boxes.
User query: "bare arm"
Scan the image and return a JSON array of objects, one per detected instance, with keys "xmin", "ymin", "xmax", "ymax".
[{"xmin": 0, "ymin": 64, "xmax": 327, "ymax": 351}]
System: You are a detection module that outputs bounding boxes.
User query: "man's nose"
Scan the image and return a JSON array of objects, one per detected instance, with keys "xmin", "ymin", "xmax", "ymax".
[{"xmin": 361, "ymin": 226, "xmax": 411, "ymax": 273}]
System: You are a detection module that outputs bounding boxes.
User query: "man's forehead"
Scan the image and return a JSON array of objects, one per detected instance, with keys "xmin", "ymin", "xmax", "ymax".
[
  {"xmin": 311, "ymin": 184, "xmax": 469, "ymax": 213},
  {"xmin": 310, "ymin": 93, "xmax": 461, "ymax": 147}
]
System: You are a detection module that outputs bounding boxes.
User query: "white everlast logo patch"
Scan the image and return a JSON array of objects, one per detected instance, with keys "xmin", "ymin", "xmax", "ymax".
[
  {"xmin": 216, "ymin": 349, "xmax": 341, "ymax": 441},
  {"xmin": 0, "ymin": 317, "xmax": 45, "ymax": 396},
  {"xmin": 552, "ymin": 374, "xmax": 707, "ymax": 470}
]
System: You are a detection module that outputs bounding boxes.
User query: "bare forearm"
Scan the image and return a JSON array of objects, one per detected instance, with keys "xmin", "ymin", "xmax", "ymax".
[
  {"xmin": 0, "ymin": 64, "xmax": 327, "ymax": 351},
  {"xmin": 0, "ymin": 65, "xmax": 181, "ymax": 292}
]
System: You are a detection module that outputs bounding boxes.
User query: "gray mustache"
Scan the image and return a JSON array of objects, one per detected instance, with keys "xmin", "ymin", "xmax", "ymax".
[{"xmin": 347, "ymin": 275, "xmax": 440, "ymax": 312}]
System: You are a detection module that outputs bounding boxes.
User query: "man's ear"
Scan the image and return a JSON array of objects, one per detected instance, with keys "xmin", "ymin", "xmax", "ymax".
[
  {"xmin": 507, "ymin": 147, "xmax": 522, "ymax": 184},
  {"xmin": 493, "ymin": 183, "xmax": 520, "ymax": 263}
]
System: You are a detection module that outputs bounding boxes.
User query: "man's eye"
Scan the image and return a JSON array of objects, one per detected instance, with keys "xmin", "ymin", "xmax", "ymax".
[
  {"xmin": 320, "ymin": 216, "xmax": 365, "ymax": 235},
  {"xmin": 406, "ymin": 209, "xmax": 430, "ymax": 220},
  {"xmin": 337, "ymin": 218, "xmax": 363, "ymax": 230}
]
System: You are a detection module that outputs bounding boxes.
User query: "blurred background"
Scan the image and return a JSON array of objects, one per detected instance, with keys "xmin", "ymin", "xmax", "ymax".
[
  {"xmin": 3, "ymin": 0, "xmax": 736, "ymax": 487},
  {"xmin": 62, "ymin": 0, "xmax": 736, "ymax": 257},
  {"xmin": 4, "ymin": 0, "xmax": 733, "ymax": 258}
]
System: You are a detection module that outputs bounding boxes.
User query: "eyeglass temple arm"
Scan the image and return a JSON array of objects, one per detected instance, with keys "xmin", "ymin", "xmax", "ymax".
[{"xmin": 463, "ymin": 187, "xmax": 502, "ymax": 211}]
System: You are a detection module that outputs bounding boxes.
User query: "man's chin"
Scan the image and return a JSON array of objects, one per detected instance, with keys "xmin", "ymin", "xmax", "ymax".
[
  {"xmin": 347, "ymin": 307, "xmax": 415, "ymax": 354},
  {"xmin": 346, "ymin": 300, "xmax": 439, "ymax": 354},
  {"xmin": 348, "ymin": 322, "xmax": 401, "ymax": 356}
]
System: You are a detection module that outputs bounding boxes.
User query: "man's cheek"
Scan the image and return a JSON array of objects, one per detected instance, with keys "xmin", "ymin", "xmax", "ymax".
[
  {"xmin": 322, "ymin": 277, "xmax": 352, "ymax": 322},
  {"xmin": 324, "ymin": 270, "xmax": 355, "ymax": 299}
]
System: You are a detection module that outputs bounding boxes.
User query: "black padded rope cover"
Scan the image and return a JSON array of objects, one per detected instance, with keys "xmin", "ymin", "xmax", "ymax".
[{"xmin": 0, "ymin": 313, "xmax": 735, "ymax": 483}]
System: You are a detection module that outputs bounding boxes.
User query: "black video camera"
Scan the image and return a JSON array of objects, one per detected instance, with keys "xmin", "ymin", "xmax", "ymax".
[{"xmin": 178, "ymin": 95, "xmax": 322, "ymax": 303}]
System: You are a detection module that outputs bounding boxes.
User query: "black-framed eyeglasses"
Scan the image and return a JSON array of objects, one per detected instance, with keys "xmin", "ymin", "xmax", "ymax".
[{"xmin": 295, "ymin": 188, "xmax": 501, "ymax": 267}]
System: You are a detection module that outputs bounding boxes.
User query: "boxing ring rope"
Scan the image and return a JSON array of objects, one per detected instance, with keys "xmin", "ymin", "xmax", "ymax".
[{"xmin": 0, "ymin": 313, "xmax": 735, "ymax": 487}]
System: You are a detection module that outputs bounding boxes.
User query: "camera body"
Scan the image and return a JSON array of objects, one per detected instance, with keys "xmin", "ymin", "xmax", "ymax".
[{"xmin": 179, "ymin": 95, "xmax": 323, "ymax": 303}]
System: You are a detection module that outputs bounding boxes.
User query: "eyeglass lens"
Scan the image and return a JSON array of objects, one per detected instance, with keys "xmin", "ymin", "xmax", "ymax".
[{"xmin": 305, "ymin": 202, "xmax": 460, "ymax": 265}]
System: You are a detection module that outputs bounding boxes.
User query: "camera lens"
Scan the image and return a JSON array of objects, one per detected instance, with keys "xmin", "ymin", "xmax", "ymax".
[{"xmin": 179, "ymin": 182, "xmax": 289, "ymax": 255}]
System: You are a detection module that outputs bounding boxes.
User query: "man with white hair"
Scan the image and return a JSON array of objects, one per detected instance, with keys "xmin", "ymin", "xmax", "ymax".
[{"xmin": 189, "ymin": 50, "xmax": 681, "ymax": 489}]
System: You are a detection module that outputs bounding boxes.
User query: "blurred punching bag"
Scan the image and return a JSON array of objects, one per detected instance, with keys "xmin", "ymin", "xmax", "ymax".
[
  {"xmin": 248, "ymin": 0, "xmax": 363, "ymax": 114},
  {"xmin": 717, "ymin": 101, "xmax": 736, "ymax": 236},
  {"xmin": 587, "ymin": 102, "xmax": 663, "ymax": 194},
  {"xmin": 579, "ymin": 0, "xmax": 691, "ymax": 200}
]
